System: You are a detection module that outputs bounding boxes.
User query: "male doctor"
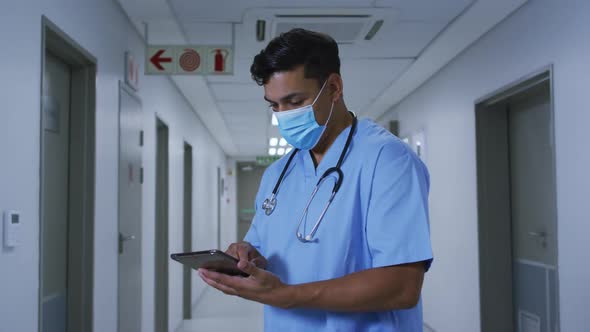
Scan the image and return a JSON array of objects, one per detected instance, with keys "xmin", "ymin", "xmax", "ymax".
[{"xmin": 198, "ymin": 28, "xmax": 433, "ymax": 331}]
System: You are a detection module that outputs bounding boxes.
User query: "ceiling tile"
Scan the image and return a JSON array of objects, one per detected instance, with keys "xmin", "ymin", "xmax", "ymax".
[
  {"xmin": 181, "ymin": 22, "xmax": 233, "ymax": 44},
  {"xmin": 170, "ymin": 0, "xmax": 271, "ymax": 22},
  {"xmin": 270, "ymin": 0, "xmax": 374, "ymax": 7},
  {"xmin": 218, "ymin": 101, "xmax": 268, "ymax": 114},
  {"xmin": 372, "ymin": 21, "xmax": 448, "ymax": 57},
  {"xmin": 117, "ymin": 0, "xmax": 174, "ymax": 20},
  {"xmin": 338, "ymin": 20, "xmax": 448, "ymax": 58},
  {"xmin": 374, "ymin": 0, "xmax": 474, "ymax": 21},
  {"xmin": 340, "ymin": 58, "xmax": 413, "ymax": 110},
  {"xmin": 210, "ymin": 83, "xmax": 264, "ymax": 101}
]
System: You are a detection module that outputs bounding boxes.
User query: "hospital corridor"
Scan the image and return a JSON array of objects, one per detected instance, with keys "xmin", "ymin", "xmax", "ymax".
[{"xmin": 1, "ymin": 0, "xmax": 589, "ymax": 331}]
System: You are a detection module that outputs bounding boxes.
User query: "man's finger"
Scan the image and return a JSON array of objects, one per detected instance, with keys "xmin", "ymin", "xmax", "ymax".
[
  {"xmin": 251, "ymin": 256, "xmax": 266, "ymax": 269},
  {"xmin": 200, "ymin": 269, "xmax": 246, "ymax": 291},
  {"xmin": 237, "ymin": 243, "xmax": 251, "ymax": 263},
  {"xmin": 225, "ymin": 243, "xmax": 238, "ymax": 259},
  {"xmin": 238, "ymin": 260, "xmax": 263, "ymax": 279},
  {"xmin": 200, "ymin": 273, "xmax": 238, "ymax": 296}
]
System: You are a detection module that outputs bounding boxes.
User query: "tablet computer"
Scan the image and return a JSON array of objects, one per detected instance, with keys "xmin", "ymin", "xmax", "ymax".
[{"xmin": 170, "ymin": 249, "xmax": 249, "ymax": 277}]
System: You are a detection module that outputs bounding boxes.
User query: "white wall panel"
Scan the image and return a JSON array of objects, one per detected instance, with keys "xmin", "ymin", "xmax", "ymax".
[
  {"xmin": 378, "ymin": 0, "xmax": 590, "ymax": 331},
  {"xmin": 0, "ymin": 2, "xmax": 234, "ymax": 332}
]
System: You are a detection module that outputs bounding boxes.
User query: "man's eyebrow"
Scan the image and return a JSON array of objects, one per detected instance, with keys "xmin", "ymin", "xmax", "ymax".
[{"xmin": 264, "ymin": 92, "xmax": 307, "ymax": 104}]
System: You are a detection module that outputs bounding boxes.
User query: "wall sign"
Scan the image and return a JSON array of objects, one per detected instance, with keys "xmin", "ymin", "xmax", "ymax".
[
  {"xmin": 125, "ymin": 52, "xmax": 140, "ymax": 91},
  {"xmin": 146, "ymin": 45, "xmax": 233, "ymax": 75}
]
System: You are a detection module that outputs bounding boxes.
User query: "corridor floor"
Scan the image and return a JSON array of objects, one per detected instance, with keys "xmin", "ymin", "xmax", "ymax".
[{"xmin": 176, "ymin": 287, "xmax": 264, "ymax": 332}]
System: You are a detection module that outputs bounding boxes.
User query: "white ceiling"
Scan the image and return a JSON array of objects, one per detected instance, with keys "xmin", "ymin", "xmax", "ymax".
[{"xmin": 117, "ymin": 0, "xmax": 527, "ymax": 158}]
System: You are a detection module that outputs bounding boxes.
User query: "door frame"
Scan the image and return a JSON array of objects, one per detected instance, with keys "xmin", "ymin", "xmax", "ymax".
[
  {"xmin": 39, "ymin": 16, "xmax": 97, "ymax": 332},
  {"xmin": 475, "ymin": 65, "xmax": 559, "ymax": 332},
  {"xmin": 217, "ymin": 166, "xmax": 222, "ymax": 249},
  {"xmin": 155, "ymin": 117, "xmax": 170, "ymax": 332},
  {"xmin": 183, "ymin": 142, "xmax": 193, "ymax": 319}
]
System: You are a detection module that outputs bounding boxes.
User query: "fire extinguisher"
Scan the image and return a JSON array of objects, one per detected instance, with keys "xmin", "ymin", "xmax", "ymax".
[{"xmin": 212, "ymin": 49, "xmax": 229, "ymax": 72}]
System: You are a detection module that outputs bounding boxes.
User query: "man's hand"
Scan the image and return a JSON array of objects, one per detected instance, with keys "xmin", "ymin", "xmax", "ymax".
[
  {"xmin": 198, "ymin": 260, "xmax": 293, "ymax": 309},
  {"xmin": 202, "ymin": 242, "xmax": 426, "ymax": 312},
  {"xmin": 225, "ymin": 242, "xmax": 267, "ymax": 270}
]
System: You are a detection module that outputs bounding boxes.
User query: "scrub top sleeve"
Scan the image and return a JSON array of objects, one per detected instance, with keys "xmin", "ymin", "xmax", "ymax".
[
  {"xmin": 366, "ymin": 143, "xmax": 433, "ymax": 272},
  {"xmin": 243, "ymin": 220, "xmax": 261, "ymax": 250}
]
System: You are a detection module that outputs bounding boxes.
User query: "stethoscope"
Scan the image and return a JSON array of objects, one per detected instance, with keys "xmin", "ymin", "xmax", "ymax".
[{"xmin": 261, "ymin": 113, "xmax": 357, "ymax": 243}]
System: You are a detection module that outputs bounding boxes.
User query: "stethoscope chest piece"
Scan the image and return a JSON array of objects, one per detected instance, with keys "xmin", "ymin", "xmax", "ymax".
[{"xmin": 262, "ymin": 195, "xmax": 277, "ymax": 216}]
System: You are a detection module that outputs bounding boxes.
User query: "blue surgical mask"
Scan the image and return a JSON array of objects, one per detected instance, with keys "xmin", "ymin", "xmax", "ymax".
[{"xmin": 273, "ymin": 80, "xmax": 334, "ymax": 150}]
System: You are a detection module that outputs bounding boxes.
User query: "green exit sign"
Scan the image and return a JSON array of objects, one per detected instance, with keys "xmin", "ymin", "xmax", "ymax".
[{"xmin": 256, "ymin": 155, "xmax": 281, "ymax": 166}]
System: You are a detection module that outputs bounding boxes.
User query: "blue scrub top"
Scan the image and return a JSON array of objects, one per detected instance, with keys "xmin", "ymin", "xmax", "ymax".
[{"xmin": 245, "ymin": 118, "xmax": 433, "ymax": 332}]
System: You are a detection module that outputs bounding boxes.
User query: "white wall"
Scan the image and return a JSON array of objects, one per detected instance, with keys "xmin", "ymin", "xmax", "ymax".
[
  {"xmin": 0, "ymin": 1, "xmax": 234, "ymax": 332},
  {"xmin": 378, "ymin": 0, "xmax": 590, "ymax": 331}
]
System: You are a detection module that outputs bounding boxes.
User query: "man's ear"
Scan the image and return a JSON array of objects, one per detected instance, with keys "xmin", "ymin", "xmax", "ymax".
[{"xmin": 329, "ymin": 74, "xmax": 344, "ymax": 102}]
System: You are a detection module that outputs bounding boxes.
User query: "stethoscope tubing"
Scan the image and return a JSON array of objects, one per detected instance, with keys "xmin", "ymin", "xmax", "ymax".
[{"xmin": 262, "ymin": 113, "xmax": 357, "ymax": 242}]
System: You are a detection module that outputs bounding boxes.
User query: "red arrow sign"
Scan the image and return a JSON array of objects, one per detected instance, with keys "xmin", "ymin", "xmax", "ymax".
[{"xmin": 150, "ymin": 49, "xmax": 172, "ymax": 71}]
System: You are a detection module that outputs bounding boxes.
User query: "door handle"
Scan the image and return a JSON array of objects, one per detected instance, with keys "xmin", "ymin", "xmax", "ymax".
[
  {"xmin": 119, "ymin": 232, "xmax": 136, "ymax": 254},
  {"xmin": 527, "ymin": 231, "xmax": 547, "ymax": 248},
  {"xmin": 527, "ymin": 231, "xmax": 546, "ymax": 237},
  {"xmin": 120, "ymin": 233, "xmax": 136, "ymax": 242}
]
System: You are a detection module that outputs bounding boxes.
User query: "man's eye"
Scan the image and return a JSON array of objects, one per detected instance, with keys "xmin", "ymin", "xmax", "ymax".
[{"xmin": 290, "ymin": 100, "xmax": 303, "ymax": 106}]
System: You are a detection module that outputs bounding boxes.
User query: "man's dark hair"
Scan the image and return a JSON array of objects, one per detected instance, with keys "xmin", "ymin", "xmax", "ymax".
[{"xmin": 250, "ymin": 28, "xmax": 341, "ymax": 86}]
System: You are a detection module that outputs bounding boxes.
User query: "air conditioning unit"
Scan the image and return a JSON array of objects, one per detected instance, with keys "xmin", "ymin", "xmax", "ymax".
[{"xmin": 251, "ymin": 8, "xmax": 396, "ymax": 45}]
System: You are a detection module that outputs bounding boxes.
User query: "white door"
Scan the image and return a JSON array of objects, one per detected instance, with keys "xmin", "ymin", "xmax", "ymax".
[
  {"xmin": 508, "ymin": 83, "xmax": 559, "ymax": 332},
  {"xmin": 41, "ymin": 51, "xmax": 71, "ymax": 332},
  {"xmin": 118, "ymin": 83, "xmax": 143, "ymax": 332}
]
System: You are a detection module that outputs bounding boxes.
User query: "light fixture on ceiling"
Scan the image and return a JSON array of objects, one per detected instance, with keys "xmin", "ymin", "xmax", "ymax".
[
  {"xmin": 279, "ymin": 138, "xmax": 287, "ymax": 147},
  {"xmin": 277, "ymin": 148, "xmax": 285, "ymax": 156},
  {"xmin": 271, "ymin": 114, "xmax": 278, "ymax": 126},
  {"xmin": 256, "ymin": 20, "xmax": 266, "ymax": 41},
  {"xmin": 364, "ymin": 19, "xmax": 384, "ymax": 40},
  {"xmin": 269, "ymin": 148, "xmax": 277, "ymax": 156},
  {"xmin": 269, "ymin": 137, "xmax": 278, "ymax": 147},
  {"xmin": 286, "ymin": 147, "xmax": 293, "ymax": 154}
]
